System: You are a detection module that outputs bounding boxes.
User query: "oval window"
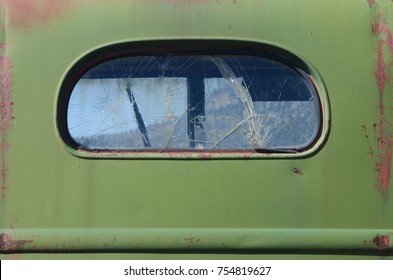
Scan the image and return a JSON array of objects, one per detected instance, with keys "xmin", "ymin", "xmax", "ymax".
[{"xmin": 62, "ymin": 43, "xmax": 322, "ymax": 153}]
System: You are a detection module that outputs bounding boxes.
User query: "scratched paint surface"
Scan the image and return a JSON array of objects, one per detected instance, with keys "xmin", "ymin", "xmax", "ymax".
[{"xmin": 0, "ymin": 0, "xmax": 392, "ymax": 258}]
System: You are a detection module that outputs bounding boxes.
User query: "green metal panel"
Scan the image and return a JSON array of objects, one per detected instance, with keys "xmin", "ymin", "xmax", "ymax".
[{"xmin": 0, "ymin": 0, "xmax": 392, "ymax": 259}]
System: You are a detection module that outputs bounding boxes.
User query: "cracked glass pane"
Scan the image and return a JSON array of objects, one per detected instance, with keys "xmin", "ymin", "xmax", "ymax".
[{"xmin": 67, "ymin": 55, "xmax": 320, "ymax": 151}]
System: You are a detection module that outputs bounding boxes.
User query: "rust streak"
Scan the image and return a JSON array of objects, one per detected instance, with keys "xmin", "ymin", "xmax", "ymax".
[
  {"xmin": 375, "ymin": 39, "xmax": 386, "ymax": 95},
  {"xmin": 373, "ymin": 23, "xmax": 393, "ymax": 54},
  {"xmin": 0, "ymin": 233, "xmax": 33, "ymax": 251},
  {"xmin": 0, "ymin": 44, "xmax": 13, "ymax": 199},
  {"xmin": 370, "ymin": 3, "xmax": 393, "ymax": 192}
]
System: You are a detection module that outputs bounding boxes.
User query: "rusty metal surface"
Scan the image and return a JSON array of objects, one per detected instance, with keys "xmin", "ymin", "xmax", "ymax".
[
  {"xmin": 0, "ymin": 0, "xmax": 393, "ymax": 259},
  {"xmin": 0, "ymin": 233, "xmax": 32, "ymax": 251}
]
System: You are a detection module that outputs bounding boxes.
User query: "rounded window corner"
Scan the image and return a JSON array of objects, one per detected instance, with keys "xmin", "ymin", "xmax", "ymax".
[{"xmin": 57, "ymin": 40, "xmax": 329, "ymax": 159}]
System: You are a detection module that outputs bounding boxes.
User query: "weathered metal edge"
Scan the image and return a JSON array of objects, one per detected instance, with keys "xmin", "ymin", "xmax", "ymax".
[{"xmin": 1, "ymin": 228, "xmax": 390, "ymax": 254}]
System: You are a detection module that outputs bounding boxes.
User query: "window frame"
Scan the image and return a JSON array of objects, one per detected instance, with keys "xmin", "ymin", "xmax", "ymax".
[{"xmin": 57, "ymin": 40, "xmax": 330, "ymax": 159}]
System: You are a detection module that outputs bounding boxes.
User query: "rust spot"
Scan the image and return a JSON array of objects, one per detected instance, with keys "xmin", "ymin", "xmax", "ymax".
[
  {"xmin": 361, "ymin": 125, "xmax": 374, "ymax": 160},
  {"xmin": 372, "ymin": 234, "xmax": 390, "ymax": 250},
  {"xmin": 0, "ymin": 44, "xmax": 13, "ymax": 199},
  {"xmin": 0, "ymin": 233, "xmax": 33, "ymax": 251},
  {"xmin": 292, "ymin": 168, "xmax": 304, "ymax": 176},
  {"xmin": 368, "ymin": 0, "xmax": 376, "ymax": 7},
  {"xmin": 184, "ymin": 237, "xmax": 201, "ymax": 245}
]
